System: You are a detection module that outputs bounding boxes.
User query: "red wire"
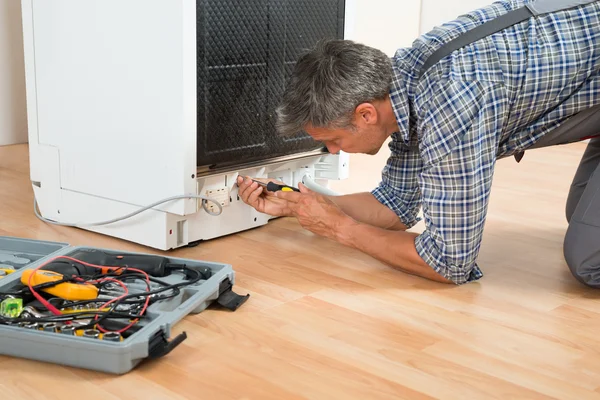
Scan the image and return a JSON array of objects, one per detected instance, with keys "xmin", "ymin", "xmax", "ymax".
[
  {"xmin": 27, "ymin": 257, "xmax": 66, "ymax": 316},
  {"xmin": 27, "ymin": 255, "xmax": 152, "ymax": 334},
  {"xmin": 85, "ymin": 276, "xmax": 139, "ymax": 334},
  {"xmin": 91, "ymin": 275, "xmax": 150, "ymax": 334}
]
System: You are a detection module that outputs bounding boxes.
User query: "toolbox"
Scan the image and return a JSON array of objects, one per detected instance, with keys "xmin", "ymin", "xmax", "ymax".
[{"xmin": 0, "ymin": 235, "xmax": 248, "ymax": 374}]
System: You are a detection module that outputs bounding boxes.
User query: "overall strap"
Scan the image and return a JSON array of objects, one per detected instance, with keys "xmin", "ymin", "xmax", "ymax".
[{"xmin": 418, "ymin": 0, "xmax": 599, "ymax": 79}]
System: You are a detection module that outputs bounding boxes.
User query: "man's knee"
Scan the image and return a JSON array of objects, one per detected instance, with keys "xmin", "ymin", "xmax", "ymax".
[
  {"xmin": 563, "ymin": 147, "xmax": 600, "ymax": 287},
  {"xmin": 565, "ymin": 190, "xmax": 580, "ymax": 223},
  {"xmin": 563, "ymin": 221, "xmax": 600, "ymax": 288},
  {"xmin": 565, "ymin": 137, "xmax": 600, "ymax": 223}
]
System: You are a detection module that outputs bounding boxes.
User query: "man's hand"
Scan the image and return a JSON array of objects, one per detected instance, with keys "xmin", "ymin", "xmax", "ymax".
[
  {"xmin": 236, "ymin": 176, "xmax": 293, "ymax": 217},
  {"xmin": 275, "ymin": 183, "xmax": 356, "ymax": 241},
  {"xmin": 238, "ymin": 176, "xmax": 451, "ymax": 284}
]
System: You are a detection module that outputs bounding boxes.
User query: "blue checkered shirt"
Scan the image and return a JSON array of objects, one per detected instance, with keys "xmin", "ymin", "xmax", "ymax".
[{"xmin": 371, "ymin": 0, "xmax": 600, "ymax": 284}]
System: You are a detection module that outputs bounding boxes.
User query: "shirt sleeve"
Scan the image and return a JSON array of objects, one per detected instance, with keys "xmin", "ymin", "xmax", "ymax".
[
  {"xmin": 371, "ymin": 135, "xmax": 423, "ymax": 229},
  {"xmin": 414, "ymin": 79, "xmax": 507, "ymax": 284}
]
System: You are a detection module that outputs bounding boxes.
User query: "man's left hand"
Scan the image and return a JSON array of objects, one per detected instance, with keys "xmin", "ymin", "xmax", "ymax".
[{"xmin": 275, "ymin": 184, "xmax": 356, "ymax": 241}]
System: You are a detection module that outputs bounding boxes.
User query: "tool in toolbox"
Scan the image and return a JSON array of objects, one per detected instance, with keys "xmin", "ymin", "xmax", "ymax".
[
  {"xmin": 0, "ymin": 266, "xmax": 15, "ymax": 279},
  {"xmin": 0, "ymin": 298, "xmax": 23, "ymax": 318},
  {"xmin": 0, "ymin": 236, "xmax": 249, "ymax": 374},
  {"xmin": 20, "ymin": 269, "xmax": 99, "ymax": 301},
  {"xmin": 40, "ymin": 249, "xmax": 203, "ymax": 278},
  {"xmin": 250, "ymin": 178, "xmax": 300, "ymax": 192}
]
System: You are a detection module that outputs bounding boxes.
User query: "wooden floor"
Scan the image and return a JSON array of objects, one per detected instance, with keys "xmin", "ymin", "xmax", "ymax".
[{"xmin": 1, "ymin": 143, "xmax": 600, "ymax": 399}]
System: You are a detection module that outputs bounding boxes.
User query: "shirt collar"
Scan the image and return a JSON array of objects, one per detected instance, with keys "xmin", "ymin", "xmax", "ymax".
[{"xmin": 388, "ymin": 62, "xmax": 413, "ymax": 147}]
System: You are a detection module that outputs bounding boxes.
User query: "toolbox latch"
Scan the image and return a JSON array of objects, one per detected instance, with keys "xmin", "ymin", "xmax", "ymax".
[
  {"xmin": 147, "ymin": 329, "xmax": 187, "ymax": 359},
  {"xmin": 216, "ymin": 278, "xmax": 249, "ymax": 311}
]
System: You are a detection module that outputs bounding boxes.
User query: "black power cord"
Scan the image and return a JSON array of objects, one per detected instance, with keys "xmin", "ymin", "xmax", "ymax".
[{"xmin": 83, "ymin": 265, "xmax": 205, "ymax": 331}]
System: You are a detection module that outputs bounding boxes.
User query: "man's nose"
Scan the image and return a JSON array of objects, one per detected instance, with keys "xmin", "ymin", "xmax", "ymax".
[{"xmin": 325, "ymin": 143, "xmax": 340, "ymax": 154}]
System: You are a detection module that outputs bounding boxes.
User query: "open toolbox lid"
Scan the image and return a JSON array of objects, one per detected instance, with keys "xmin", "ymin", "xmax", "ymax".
[
  {"xmin": 0, "ymin": 235, "xmax": 69, "ymax": 272},
  {"xmin": 0, "ymin": 235, "xmax": 249, "ymax": 374}
]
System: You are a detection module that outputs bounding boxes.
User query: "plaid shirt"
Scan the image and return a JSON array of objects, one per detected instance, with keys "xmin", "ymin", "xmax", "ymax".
[{"xmin": 371, "ymin": 0, "xmax": 600, "ymax": 284}]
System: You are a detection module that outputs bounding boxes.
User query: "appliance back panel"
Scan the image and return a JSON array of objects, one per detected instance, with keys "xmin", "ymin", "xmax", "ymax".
[{"xmin": 196, "ymin": 0, "xmax": 346, "ymax": 168}]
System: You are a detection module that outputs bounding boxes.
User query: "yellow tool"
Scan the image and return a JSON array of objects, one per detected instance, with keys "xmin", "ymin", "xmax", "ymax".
[
  {"xmin": 250, "ymin": 179, "xmax": 300, "ymax": 192},
  {"xmin": 60, "ymin": 307, "xmax": 110, "ymax": 314},
  {"xmin": 20, "ymin": 270, "xmax": 98, "ymax": 301},
  {"xmin": 0, "ymin": 268, "xmax": 15, "ymax": 280}
]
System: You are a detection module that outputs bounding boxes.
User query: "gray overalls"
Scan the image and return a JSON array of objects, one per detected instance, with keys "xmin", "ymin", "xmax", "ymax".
[{"xmin": 420, "ymin": 0, "xmax": 600, "ymax": 287}]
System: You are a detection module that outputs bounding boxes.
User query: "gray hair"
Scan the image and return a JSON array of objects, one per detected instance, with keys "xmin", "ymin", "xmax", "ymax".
[{"xmin": 275, "ymin": 39, "xmax": 393, "ymax": 137}]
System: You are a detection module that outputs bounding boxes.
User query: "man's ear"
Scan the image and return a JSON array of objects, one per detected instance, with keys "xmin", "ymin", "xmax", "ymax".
[{"xmin": 354, "ymin": 103, "xmax": 378, "ymax": 126}]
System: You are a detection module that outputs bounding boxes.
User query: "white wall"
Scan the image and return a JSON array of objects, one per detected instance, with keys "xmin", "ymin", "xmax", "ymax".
[
  {"xmin": 345, "ymin": 0, "xmax": 422, "ymax": 56},
  {"xmin": 0, "ymin": 0, "xmax": 27, "ymax": 146},
  {"xmin": 419, "ymin": 0, "xmax": 492, "ymax": 34}
]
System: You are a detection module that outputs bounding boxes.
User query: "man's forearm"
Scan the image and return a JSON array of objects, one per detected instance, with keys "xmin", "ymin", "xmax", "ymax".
[
  {"xmin": 335, "ymin": 219, "xmax": 453, "ymax": 283},
  {"xmin": 327, "ymin": 192, "xmax": 407, "ymax": 231}
]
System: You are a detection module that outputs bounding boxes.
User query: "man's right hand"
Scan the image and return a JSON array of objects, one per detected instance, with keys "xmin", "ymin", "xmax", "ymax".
[
  {"xmin": 237, "ymin": 176, "xmax": 407, "ymax": 231},
  {"xmin": 236, "ymin": 176, "xmax": 293, "ymax": 217}
]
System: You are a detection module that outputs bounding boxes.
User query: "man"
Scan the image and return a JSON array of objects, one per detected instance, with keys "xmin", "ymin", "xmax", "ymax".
[{"xmin": 236, "ymin": 0, "xmax": 600, "ymax": 286}]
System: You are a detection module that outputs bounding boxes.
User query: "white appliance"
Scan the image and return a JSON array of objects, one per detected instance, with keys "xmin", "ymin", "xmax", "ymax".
[{"xmin": 20, "ymin": 0, "xmax": 352, "ymax": 251}]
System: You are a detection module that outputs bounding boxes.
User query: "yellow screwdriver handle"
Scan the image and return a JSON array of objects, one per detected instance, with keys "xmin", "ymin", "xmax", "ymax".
[{"xmin": 20, "ymin": 270, "xmax": 99, "ymax": 301}]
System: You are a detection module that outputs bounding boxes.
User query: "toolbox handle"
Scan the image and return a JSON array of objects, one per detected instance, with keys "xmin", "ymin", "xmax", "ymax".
[{"xmin": 147, "ymin": 329, "xmax": 187, "ymax": 359}]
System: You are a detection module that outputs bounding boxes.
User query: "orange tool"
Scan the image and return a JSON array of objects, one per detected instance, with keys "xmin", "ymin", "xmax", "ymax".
[{"xmin": 20, "ymin": 270, "xmax": 99, "ymax": 301}]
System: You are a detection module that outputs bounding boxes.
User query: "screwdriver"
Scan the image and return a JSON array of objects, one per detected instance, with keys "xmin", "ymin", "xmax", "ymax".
[
  {"xmin": 250, "ymin": 179, "xmax": 300, "ymax": 192},
  {"xmin": 43, "ymin": 249, "xmax": 170, "ymax": 277},
  {"xmin": 42, "ymin": 250, "xmax": 211, "ymax": 279},
  {"xmin": 66, "ymin": 250, "xmax": 176, "ymax": 277}
]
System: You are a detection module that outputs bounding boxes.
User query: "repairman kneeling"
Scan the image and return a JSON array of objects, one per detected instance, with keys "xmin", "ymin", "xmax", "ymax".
[{"xmin": 237, "ymin": 0, "xmax": 600, "ymax": 287}]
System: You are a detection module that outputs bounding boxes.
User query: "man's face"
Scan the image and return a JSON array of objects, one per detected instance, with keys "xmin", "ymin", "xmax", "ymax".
[
  {"xmin": 305, "ymin": 124, "xmax": 387, "ymax": 155},
  {"xmin": 304, "ymin": 101, "xmax": 394, "ymax": 155}
]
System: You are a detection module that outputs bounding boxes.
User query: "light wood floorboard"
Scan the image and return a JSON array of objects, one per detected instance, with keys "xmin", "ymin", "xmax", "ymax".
[{"xmin": 0, "ymin": 143, "xmax": 599, "ymax": 399}]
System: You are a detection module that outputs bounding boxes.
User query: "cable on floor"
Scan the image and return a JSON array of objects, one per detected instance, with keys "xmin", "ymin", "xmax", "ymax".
[{"xmin": 33, "ymin": 194, "xmax": 223, "ymax": 228}]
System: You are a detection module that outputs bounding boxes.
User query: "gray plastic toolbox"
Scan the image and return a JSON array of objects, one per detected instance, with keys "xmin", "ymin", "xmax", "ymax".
[{"xmin": 0, "ymin": 235, "xmax": 248, "ymax": 374}]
